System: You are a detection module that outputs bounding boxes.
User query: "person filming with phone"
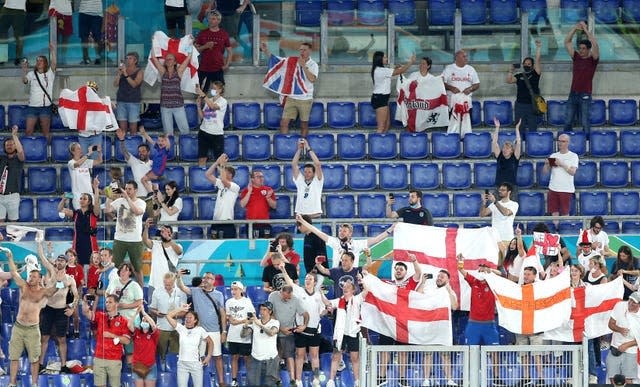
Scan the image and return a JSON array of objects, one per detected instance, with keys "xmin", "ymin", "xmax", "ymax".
[
  {"xmin": 479, "ymin": 182, "xmax": 519, "ymax": 249},
  {"xmin": 385, "ymin": 189, "xmax": 433, "ymax": 226},
  {"xmin": 542, "ymin": 133, "xmax": 578, "ymax": 221}
]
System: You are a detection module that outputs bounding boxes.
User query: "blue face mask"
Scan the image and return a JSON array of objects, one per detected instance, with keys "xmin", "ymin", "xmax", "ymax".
[
  {"xmin": 140, "ymin": 321, "xmax": 150, "ymax": 330},
  {"xmin": 409, "ymin": 203, "xmax": 420, "ymax": 209}
]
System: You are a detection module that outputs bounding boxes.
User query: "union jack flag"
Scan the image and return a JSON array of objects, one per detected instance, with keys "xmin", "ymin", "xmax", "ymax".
[{"xmin": 262, "ymin": 54, "xmax": 308, "ymax": 98}]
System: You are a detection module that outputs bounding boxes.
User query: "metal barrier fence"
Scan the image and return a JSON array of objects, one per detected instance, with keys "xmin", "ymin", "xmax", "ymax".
[{"xmin": 360, "ymin": 342, "xmax": 585, "ymax": 387}]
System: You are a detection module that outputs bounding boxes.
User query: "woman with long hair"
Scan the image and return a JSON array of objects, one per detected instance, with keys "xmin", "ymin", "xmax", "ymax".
[
  {"xmin": 501, "ymin": 225, "xmax": 528, "ymax": 282},
  {"xmin": 154, "ymin": 180, "xmax": 182, "ymax": 221},
  {"xmin": 21, "ymin": 42, "xmax": 57, "ymax": 141},
  {"xmin": 150, "ymin": 52, "xmax": 192, "ymax": 135},
  {"xmin": 610, "ymin": 245, "xmax": 639, "ymax": 300},
  {"xmin": 370, "ymin": 51, "xmax": 415, "ymax": 133},
  {"xmin": 129, "ymin": 305, "xmax": 160, "ymax": 387},
  {"xmin": 58, "ymin": 177, "xmax": 100, "ymax": 266}
]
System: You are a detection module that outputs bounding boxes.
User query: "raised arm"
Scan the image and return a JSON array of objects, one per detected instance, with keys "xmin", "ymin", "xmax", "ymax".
[
  {"xmin": 92, "ymin": 177, "xmax": 101, "ymax": 217},
  {"xmin": 11, "ymin": 126, "xmax": 25, "ymax": 162},
  {"xmin": 166, "ymin": 304, "xmax": 189, "ymax": 329},
  {"xmin": 514, "ymin": 119, "xmax": 522, "ymax": 159},
  {"xmin": 515, "ymin": 225, "xmax": 526, "ymax": 257},
  {"xmin": 392, "ymin": 54, "xmax": 416, "ymax": 76},
  {"xmin": 57, "ymin": 196, "xmax": 74, "ymax": 218},
  {"xmin": 584, "ymin": 26, "xmax": 599, "ymax": 60},
  {"xmin": 295, "ymin": 213, "xmax": 330, "ymax": 243},
  {"xmin": 37, "ymin": 240, "xmax": 55, "ymax": 275},
  {"xmin": 117, "ymin": 130, "xmax": 130, "ymax": 161},
  {"xmin": 176, "ymin": 53, "xmax": 193, "ymax": 78},
  {"xmin": 150, "ymin": 55, "xmax": 166, "ymax": 77},
  {"xmin": 367, "ymin": 223, "xmax": 395, "ymax": 246},
  {"xmin": 534, "ymin": 40, "xmax": 542, "ymax": 74},
  {"xmin": 260, "ymin": 41, "xmax": 272, "ymax": 58},
  {"xmin": 307, "ymin": 142, "xmax": 323, "ymax": 181},
  {"xmin": 564, "ymin": 23, "xmax": 580, "ymax": 57},
  {"xmin": 176, "ymin": 270, "xmax": 192, "ymax": 295},
  {"xmin": 409, "ymin": 254, "xmax": 422, "ymax": 282},
  {"xmin": 291, "ymin": 141, "xmax": 303, "ymax": 180},
  {"xmin": 49, "ymin": 42, "xmax": 57, "ymax": 72},
  {"xmin": 480, "ymin": 192, "xmax": 494, "ymax": 217},
  {"xmin": 4, "ymin": 249, "xmax": 26, "ymax": 287},
  {"xmin": 491, "ymin": 120, "xmax": 501, "ymax": 157},
  {"xmin": 139, "ymin": 126, "xmax": 155, "ymax": 147}
]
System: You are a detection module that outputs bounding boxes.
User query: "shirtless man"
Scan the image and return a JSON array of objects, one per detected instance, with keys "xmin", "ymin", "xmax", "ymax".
[
  {"xmin": 37, "ymin": 240, "xmax": 79, "ymax": 374},
  {"xmin": 4, "ymin": 248, "xmax": 57, "ymax": 387}
]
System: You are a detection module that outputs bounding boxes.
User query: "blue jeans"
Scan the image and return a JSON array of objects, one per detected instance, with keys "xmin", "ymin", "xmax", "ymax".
[
  {"xmin": 563, "ymin": 91, "xmax": 592, "ymax": 138},
  {"xmin": 515, "ymin": 101, "xmax": 538, "ymax": 138},
  {"xmin": 161, "ymin": 106, "xmax": 190, "ymax": 135},
  {"xmin": 588, "ymin": 338, "xmax": 597, "ymax": 377}
]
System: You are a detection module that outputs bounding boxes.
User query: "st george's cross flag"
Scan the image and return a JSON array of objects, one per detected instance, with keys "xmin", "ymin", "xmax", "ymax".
[
  {"xmin": 58, "ymin": 86, "xmax": 118, "ymax": 132},
  {"xmin": 543, "ymin": 278, "xmax": 623, "ymax": 342},
  {"xmin": 533, "ymin": 231, "xmax": 561, "ymax": 256},
  {"xmin": 263, "ymin": 54, "xmax": 308, "ymax": 100},
  {"xmin": 392, "ymin": 223, "xmax": 502, "ymax": 311},
  {"xmin": 485, "ymin": 270, "xmax": 572, "ymax": 335},
  {"xmin": 447, "ymin": 92, "xmax": 472, "ymax": 137},
  {"xmin": 396, "ymin": 73, "xmax": 449, "ymax": 131},
  {"xmin": 144, "ymin": 31, "xmax": 200, "ymax": 94},
  {"xmin": 360, "ymin": 274, "xmax": 453, "ymax": 345}
]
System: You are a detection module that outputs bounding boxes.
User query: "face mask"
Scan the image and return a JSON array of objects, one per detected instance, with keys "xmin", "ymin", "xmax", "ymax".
[
  {"xmin": 475, "ymin": 272, "xmax": 486, "ymax": 281},
  {"xmin": 101, "ymin": 261, "xmax": 110, "ymax": 267},
  {"xmin": 140, "ymin": 321, "xmax": 150, "ymax": 330},
  {"xmin": 590, "ymin": 268, "xmax": 597, "ymax": 274},
  {"xmin": 523, "ymin": 66, "xmax": 532, "ymax": 73}
]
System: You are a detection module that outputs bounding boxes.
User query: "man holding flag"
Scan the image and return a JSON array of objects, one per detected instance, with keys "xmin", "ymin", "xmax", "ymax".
[
  {"xmin": 607, "ymin": 292, "xmax": 640, "ymax": 384},
  {"xmin": 261, "ymin": 41, "xmax": 318, "ymax": 137}
]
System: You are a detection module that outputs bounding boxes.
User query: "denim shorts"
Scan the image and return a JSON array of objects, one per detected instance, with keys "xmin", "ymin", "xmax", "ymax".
[
  {"xmin": 116, "ymin": 102, "xmax": 141, "ymax": 123},
  {"xmin": 26, "ymin": 106, "xmax": 52, "ymax": 119},
  {"xmin": 132, "ymin": 363, "xmax": 157, "ymax": 381}
]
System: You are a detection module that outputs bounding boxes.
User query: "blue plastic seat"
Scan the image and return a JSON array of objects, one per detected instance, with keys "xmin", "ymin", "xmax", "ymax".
[
  {"xmin": 516, "ymin": 161, "xmax": 534, "ymax": 188},
  {"xmin": 609, "ymin": 99, "xmax": 638, "ymax": 126},
  {"xmin": 580, "ymin": 191, "xmax": 608, "ymax": 216},
  {"xmin": 546, "ymin": 100, "xmax": 567, "ymax": 127},
  {"xmin": 471, "ymin": 100, "xmax": 482, "ymax": 127},
  {"xmin": 321, "ymin": 164, "xmax": 346, "ymax": 191},
  {"xmin": 358, "ymin": 0, "xmax": 385, "ymax": 25},
  {"xmin": 379, "ymin": 164, "xmax": 408, "ymax": 190},
  {"xmin": 574, "ymin": 161, "xmax": 597, "ymax": 188},
  {"xmin": 51, "ymin": 135, "xmax": 78, "ymax": 162},
  {"xmin": 622, "ymin": 0, "xmax": 640, "ymax": 22},
  {"xmin": 242, "ymin": 134, "xmax": 270, "ymax": 161},
  {"xmin": 592, "ymin": 0, "xmax": 620, "ymax": 23},
  {"xmin": 388, "ymin": 101, "xmax": 404, "ymax": 128},
  {"xmin": 432, "ymin": 132, "xmax": 461, "ymax": 159},
  {"xmin": 589, "ymin": 99, "xmax": 607, "ymax": 126},
  {"xmin": 604, "ymin": 221, "xmax": 621, "ymax": 234},
  {"xmin": 490, "ymin": 0, "xmax": 518, "ymax": 23},
  {"xmin": 233, "ymin": 165, "xmax": 250, "ymax": 189},
  {"xmin": 178, "ymin": 134, "xmax": 198, "ymax": 162},
  {"xmin": 66, "ymin": 339, "xmax": 87, "ymax": 361},
  {"xmin": 198, "ymin": 196, "xmax": 215, "ymax": 220},
  {"xmin": 536, "ymin": 161, "xmax": 550, "ymax": 188},
  {"xmin": 560, "ymin": 131, "xmax": 586, "ymax": 156},
  {"xmin": 369, "ymin": 133, "xmax": 397, "ymax": 159},
  {"xmin": 429, "ymin": 0, "xmax": 455, "ymax": 24},
  {"xmin": 399, "ymin": 132, "xmax": 428, "ymax": 159},
  {"xmin": 358, "ymin": 194, "xmax": 386, "ymax": 218},
  {"xmin": 7, "ymin": 104, "xmax": 27, "ymax": 129},
  {"xmin": 463, "ymin": 132, "xmax": 492, "ymax": 158},
  {"xmin": 561, "ymin": 0, "xmax": 589, "ymax": 23},
  {"xmin": 453, "ymin": 193, "xmax": 482, "ymax": 217},
  {"xmin": 612, "ymin": 192, "xmax": 639, "ymax": 215},
  {"xmin": 178, "ymin": 195, "xmax": 196, "ymax": 220},
  {"xmin": 474, "ymin": 162, "xmax": 497, "ymax": 188},
  {"xmin": 19, "ymin": 198, "xmax": 34, "ymax": 221},
  {"xmin": 623, "ymin": 221, "xmax": 640, "ymax": 234},
  {"xmin": 188, "ymin": 166, "xmax": 214, "ymax": 193},
  {"xmin": 140, "ymin": 103, "xmax": 162, "ymax": 130},
  {"xmin": 283, "ymin": 165, "xmax": 299, "ymax": 192},
  {"xmin": 22, "ymin": 136, "xmax": 48, "ymax": 162},
  {"xmin": 45, "ymin": 227, "xmax": 74, "ymax": 241},
  {"xmin": 558, "ymin": 222, "xmax": 581, "ymax": 235},
  {"xmin": 484, "ymin": 100, "xmax": 513, "ymax": 126},
  {"xmin": 423, "ymin": 193, "xmax": 450, "ymax": 217},
  {"xmin": 307, "ymin": 102, "xmax": 325, "ymax": 129},
  {"xmin": 518, "ymin": 192, "xmax": 545, "ymax": 216},
  {"xmin": 177, "ymin": 225, "xmax": 204, "ymax": 239},
  {"xmin": 461, "ymin": 0, "xmax": 487, "ymax": 24},
  {"xmin": 0, "ymin": 105, "xmax": 4, "ymax": 129},
  {"xmin": 263, "ymin": 102, "xmax": 283, "ymax": 130},
  {"xmin": 273, "ymin": 134, "xmax": 301, "ymax": 161},
  {"xmin": 410, "ymin": 163, "xmax": 439, "ymax": 190},
  {"xmin": 590, "ymin": 130, "xmax": 618, "ymax": 157},
  {"xmin": 328, "ymin": 102, "xmax": 356, "ymax": 129},
  {"xmin": 37, "ymin": 198, "xmax": 64, "ymax": 222},
  {"xmin": 443, "ymin": 163, "xmax": 472, "ymax": 190},
  {"xmin": 389, "ymin": 0, "xmax": 416, "ymax": 25},
  {"xmin": 233, "ymin": 102, "xmax": 261, "ymax": 130},
  {"xmin": 156, "ymin": 371, "xmax": 177, "ymax": 387},
  {"xmin": 115, "ymin": 135, "xmax": 144, "ymax": 162},
  {"xmin": 326, "ymin": 194, "xmax": 356, "ymax": 218},
  {"xmin": 307, "ymin": 133, "xmax": 335, "ymax": 160},
  {"xmin": 52, "ymin": 373, "xmax": 82, "ymax": 387},
  {"xmin": 28, "ymin": 167, "xmax": 57, "ymax": 194},
  {"xmin": 621, "ymin": 130, "xmax": 640, "ymax": 157},
  {"xmin": 328, "ymin": 0, "xmax": 356, "ymax": 25},
  {"xmin": 253, "ymin": 164, "xmax": 281, "ymax": 190},
  {"xmin": 348, "ymin": 163, "xmax": 376, "ymax": 190},
  {"xmin": 521, "ymin": 0, "xmax": 548, "ymax": 23},
  {"xmin": 163, "ymin": 166, "xmax": 186, "ymax": 192},
  {"xmin": 225, "ymin": 134, "xmax": 240, "ymax": 161},
  {"xmin": 337, "ymin": 133, "xmax": 366, "ymax": 160},
  {"xmin": 184, "ymin": 103, "xmax": 198, "ymax": 130},
  {"xmin": 358, "ymin": 102, "xmax": 377, "ymax": 129},
  {"xmin": 600, "ymin": 161, "xmax": 628, "ymax": 188},
  {"xmin": 296, "ymin": 0, "xmax": 323, "ymax": 26},
  {"xmin": 525, "ymin": 131, "xmax": 553, "ymax": 157}
]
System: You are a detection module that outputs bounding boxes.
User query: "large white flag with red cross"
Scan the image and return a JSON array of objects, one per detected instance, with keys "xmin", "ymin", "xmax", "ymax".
[
  {"xmin": 485, "ymin": 270, "xmax": 572, "ymax": 335},
  {"xmin": 144, "ymin": 31, "xmax": 200, "ymax": 94},
  {"xmin": 361, "ymin": 274, "xmax": 452, "ymax": 345},
  {"xmin": 396, "ymin": 74, "xmax": 449, "ymax": 131},
  {"xmin": 392, "ymin": 223, "xmax": 502, "ymax": 311},
  {"xmin": 58, "ymin": 86, "xmax": 118, "ymax": 132},
  {"xmin": 543, "ymin": 278, "xmax": 623, "ymax": 342}
]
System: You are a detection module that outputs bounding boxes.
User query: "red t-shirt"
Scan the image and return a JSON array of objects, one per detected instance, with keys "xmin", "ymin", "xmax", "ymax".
[
  {"xmin": 66, "ymin": 264, "xmax": 84, "ymax": 289},
  {"xmin": 196, "ymin": 28, "xmax": 230, "ymax": 72},
  {"xmin": 132, "ymin": 328, "xmax": 160, "ymax": 366},
  {"xmin": 240, "ymin": 185, "xmax": 275, "ymax": 220},
  {"xmin": 87, "ymin": 265, "xmax": 100, "ymax": 289},
  {"xmin": 464, "ymin": 273, "xmax": 495, "ymax": 321},
  {"xmin": 94, "ymin": 312, "xmax": 130, "ymax": 361},
  {"xmin": 383, "ymin": 276, "xmax": 419, "ymax": 291},
  {"xmin": 264, "ymin": 249, "xmax": 301, "ymax": 267},
  {"xmin": 570, "ymin": 51, "xmax": 598, "ymax": 94}
]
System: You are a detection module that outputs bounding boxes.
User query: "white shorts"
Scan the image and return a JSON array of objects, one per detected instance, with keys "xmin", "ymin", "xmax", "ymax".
[
  {"xmin": 199, "ymin": 331, "xmax": 222, "ymax": 357},
  {"xmin": 0, "ymin": 193, "xmax": 20, "ymax": 221}
]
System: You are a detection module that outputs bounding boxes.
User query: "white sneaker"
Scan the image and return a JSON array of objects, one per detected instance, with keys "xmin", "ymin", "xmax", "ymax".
[
  {"xmin": 422, "ymin": 379, "xmax": 431, "ymax": 387},
  {"xmin": 326, "ymin": 380, "xmax": 336, "ymax": 387},
  {"xmin": 230, "ymin": 380, "xmax": 239, "ymax": 387},
  {"xmin": 295, "ymin": 380, "xmax": 303, "ymax": 387},
  {"xmin": 447, "ymin": 379, "xmax": 458, "ymax": 386},
  {"xmin": 337, "ymin": 359, "xmax": 346, "ymax": 371},
  {"xmin": 589, "ymin": 374, "xmax": 598, "ymax": 383},
  {"xmin": 0, "ymin": 366, "xmax": 5, "ymax": 376},
  {"xmin": 312, "ymin": 377, "xmax": 321, "ymax": 387}
]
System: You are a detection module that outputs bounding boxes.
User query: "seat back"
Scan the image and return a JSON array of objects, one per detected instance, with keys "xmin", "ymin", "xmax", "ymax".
[
  {"xmin": 348, "ymin": 163, "xmax": 377, "ymax": 190},
  {"xmin": 432, "ymin": 132, "xmax": 461, "ymax": 159},
  {"xmin": 337, "ymin": 133, "xmax": 366, "ymax": 160},
  {"xmin": 326, "ymin": 194, "xmax": 356, "ymax": 218},
  {"xmin": 188, "ymin": 166, "xmax": 214, "ymax": 193},
  {"xmin": 368, "ymin": 133, "xmax": 398, "ymax": 160},
  {"xmin": 453, "ymin": 193, "xmax": 482, "ymax": 217},
  {"xmin": 242, "ymin": 134, "xmax": 271, "ymax": 161},
  {"xmin": 484, "ymin": 100, "xmax": 513, "ymax": 126},
  {"xmin": 399, "ymin": 132, "xmax": 429, "ymax": 159},
  {"xmin": 410, "ymin": 163, "xmax": 439, "ymax": 190},
  {"xmin": 328, "ymin": 102, "xmax": 356, "ymax": 129},
  {"xmin": 600, "ymin": 161, "xmax": 629, "ymax": 188},
  {"xmin": 379, "ymin": 164, "xmax": 408, "ymax": 190},
  {"xmin": 358, "ymin": 194, "xmax": 386, "ymax": 218},
  {"xmin": 590, "ymin": 130, "xmax": 618, "ymax": 157},
  {"xmin": 178, "ymin": 134, "xmax": 199, "ymax": 162},
  {"xmin": 232, "ymin": 102, "xmax": 261, "ymax": 130},
  {"xmin": 579, "ymin": 191, "xmax": 608, "ymax": 216},
  {"xmin": 609, "ymin": 99, "xmax": 638, "ymax": 126},
  {"xmin": 443, "ymin": 163, "xmax": 472, "ymax": 189}
]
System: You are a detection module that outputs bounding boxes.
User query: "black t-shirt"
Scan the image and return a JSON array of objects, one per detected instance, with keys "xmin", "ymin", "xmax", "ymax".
[
  {"xmin": 495, "ymin": 152, "xmax": 519, "ymax": 188},
  {"xmin": 515, "ymin": 71, "xmax": 541, "ymax": 104},
  {"xmin": 396, "ymin": 206, "xmax": 433, "ymax": 226},
  {"xmin": 0, "ymin": 155, "xmax": 23, "ymax": 194},
  {"xmin": 328, "ymin": 266, "xmax": 363, "ymax": 298},
  {"xmin": 262, "ymin": 263, "xmax": 298, "ymax": 291},
  {"xmin": 611, "ymin": 257, "xmax": 640, "ymax": 300},
  {"xmin": 303, "ymin": 232, "xmax": 327, "ymax": 275},
  {"xmin": 215, "ymin": 0, "xmax": 238, "ymax": 16}
]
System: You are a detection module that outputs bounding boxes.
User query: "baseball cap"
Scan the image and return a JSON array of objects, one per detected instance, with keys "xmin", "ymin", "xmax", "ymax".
[
  {"xmin": 231, "ymin": 281, "xmax": 244, "ymax": 290},
  {"xmin": 260, "ymin": 301, "xmax": 273, "ymax": 311},
  {"xmin": 629, "ymin": 292, "xmax": 640, "ymax": 304},
  {"xmin": 613, "ymin": 374, "xmax": 626, "ymax": 386},
  {"xmin": 56, "ymin": 254, "xmax": 68, "ymax": 261}
]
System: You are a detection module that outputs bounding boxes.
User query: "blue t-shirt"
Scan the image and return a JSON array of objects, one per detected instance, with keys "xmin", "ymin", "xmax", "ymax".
[
  {"xmin": 97, "ymin": 267, "xmax": 116, "ymax": 311},
  {"xmin": 151, "ymin": 143, "xmax": 169, "ymax": 176},
  {"xmin": 190, "ymin": 287, "xmax": 225, "ymax": 332}
]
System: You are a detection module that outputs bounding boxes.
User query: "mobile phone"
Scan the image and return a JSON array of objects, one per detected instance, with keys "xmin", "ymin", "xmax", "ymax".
[
  {"xmin": 548, "ymin": 157, "xmax": 557, "ymax": 167},
  {"xmin": 388, "ymin": 193, "xmax": 394, "ymax": 199},
  {"xmin": 424, "ymin": 273, "xmax": 433, "ymax": 279},
  {"xmin": 92, "ymin": 145, "xmax": 98, "ymax": 151},
  {"xmin": 484, "ymin": 189, "xmax": 489, "ymax": 195},
  {"xmin": 181, "ymin": 268, "xmax": 191, "ymax": 275},
  {"xmin": 513, "ymin": 63, "xmax": 521, "ymax": 69},
  {"xmin": 270, "ymin": 240, "xmax": 278, "ymax": 252},
  {"xmin": 316, "ymin": 255, "xmax": 326, "ymax": 264},
  {"xmin": 247, "ymin": 312, "xmax": 254, "ymax": 318}
]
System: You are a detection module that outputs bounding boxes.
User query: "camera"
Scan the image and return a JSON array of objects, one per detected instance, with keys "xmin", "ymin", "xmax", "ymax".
[
  {"xmin": 513, "ymin": 63, "xmax": 521, "ymax": 69},
  {"xmin": 247, "ymin": 312, "xmax": 254, "ymax": 318},
  {"xmin": 269, "ymin": 240, "xmax": 278, "ymax": 252},
  {"xmin": 92, "ymin": 145, "xmax": 98, "ymax": 151}
]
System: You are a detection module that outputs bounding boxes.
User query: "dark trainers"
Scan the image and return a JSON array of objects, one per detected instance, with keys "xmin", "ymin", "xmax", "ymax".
[
  {"xmin": 80, "ymin": 59, "xmax": 91, "ymax": 65},
  {"xmin": 38, "ymin": 363, "xmax": 46, "ymax": 374},
  {"xmin": 94, "ymin": 58, "xmax": 102, "ymax": 65},
  {"xmin": 398, "ymin": 378, "xmax": 411, "ymax": 387},
  {"xmin": 60, "ymin": 366, "xmax": 72, "ymax": 373}
]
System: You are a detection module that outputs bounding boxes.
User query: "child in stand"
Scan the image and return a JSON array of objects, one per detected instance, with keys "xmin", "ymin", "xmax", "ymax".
[
  {"xmin": 86, "ymin": 251, "xmax": 102, "ymax": 298},
  {"xmin": 65, "ymin": 248, "xmax": 84, "ymax": 339},
  {"xmin": 138, "ymin": 125, "xmax": 170, "ymax": 197}
]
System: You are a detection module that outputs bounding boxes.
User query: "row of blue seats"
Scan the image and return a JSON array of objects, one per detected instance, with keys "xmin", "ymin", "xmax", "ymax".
[
  {"xmin": 2, "ymin": 98, "xmax": 640, "ymax": 132},
  {"xmin": 295, "ymin": 0, "xmax": 640, "ymax": 27},
  {"xmin": 5, "ymin": 129, "xmax": 640, "ymax": 165}
]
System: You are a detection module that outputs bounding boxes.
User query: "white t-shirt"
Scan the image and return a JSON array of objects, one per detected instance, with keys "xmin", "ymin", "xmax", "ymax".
[
  {"xmin": 150, "ymin": 286, "xmax": 187, "ymax": 331},
  {"xmin": 68, "ymin": 158, "xmax": 94, "ymax": 209},
  {"xmin": 126, "ymin": 155, "xmax": 152, "ymax": 197},
  {"xmin": 290, "ymin": 58, "xmax": 318, "ymax": 101},
  {"xmin": 26, "ymin": 69, "xmax": 55, "ymax": 107},
  {"xmin": 293, "ymin": 174, "xmax": 323, "ymax": 215},
  {"xmin": 225, "ymin": 297, "xmax": 256, "ymax": 344},
  {"xmin": 79, "ymin": 0, "xmax": 103, "ymax": 15},
  {"xmin": 576, "ymin": 229, "xmax": 610, "ymax": 256},
  {"xmin": 548, "ymin": 151, "xmax": 579, "ymax": 193},
  {"xmin": 329, "ymin": 294, "xmax": 363, "ymax": 337},
  {"xmin": 373, "ymin": 67, "xmax": 394, "ymax": 95},
  {"xmin": 250, "ymin": 319, "xmax": 279, "ymax": 360},
  {"xmin": 4, "ymin": 0, "xmax": 27, "ymax": 11},
  {"xmin": 175, "ymin": 323, "xmax": 209, "ymax": 362},
  {"xmin": 214, "ymin": 179, "xmax": 240, "ymax": 220},
  {"xmin": 148, "ymin": 240, "xmax": 181, "ymax": 291},
  {"xmin": 489, "ymin": 200, "xmax": 519, "ymax": 241},
  {"xmin": 577, "ymin": 250, "xmax": 599, "ymax": 270},
  {"xmin": 49, "ymin": 0, "xmax": 72, "ymax": 15},
  {"xmin": 160, "ymin": 197, "xmax": 183, "ymax": 222},
  {"xmin": 199, "ymin": 98, "xmax": 228, "ymax": 135},
  {"xmin": 106, "ymin": 278, "xmax": 143, "ymax": 321},
  {"xmin": 610, "ymin": 301, "xmax": 637, "ymax": 353},
  {"xmin": 326, "ymin": 237, "xmax": 368, "ymax": 268},
  {"xmin": 110, "ymin": 197, "xmax": 146, "ymax": 242},
  {"xmin": 292, "ymin": 284, "xmax": 324, "ymax": 330},
  {"xmin": 442, "ymin": 63, "xmax": 480, "ymax": 102}
]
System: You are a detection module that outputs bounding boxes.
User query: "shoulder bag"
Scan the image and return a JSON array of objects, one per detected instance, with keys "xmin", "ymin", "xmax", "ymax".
[
  {"xmin": 160, "ymin": 243, "xmax": 178, "ymax": 273},
  {"xmin": 521, "ymin": 72, "xmax": 547, "ymax": 115},
  {"xmin": 33, "ymin": 70, "xmax": 58, "ymax": 116}
]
